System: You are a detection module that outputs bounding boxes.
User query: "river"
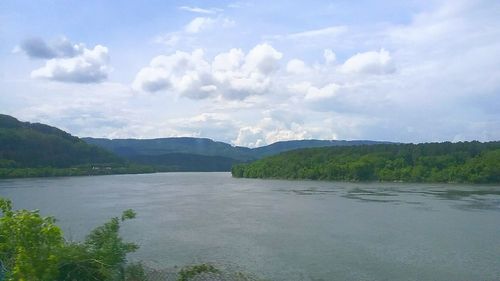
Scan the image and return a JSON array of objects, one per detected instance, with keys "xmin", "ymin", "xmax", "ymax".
[{"xmin": 0, "ymin": 172, "xmax": 499, "ymax": 281}]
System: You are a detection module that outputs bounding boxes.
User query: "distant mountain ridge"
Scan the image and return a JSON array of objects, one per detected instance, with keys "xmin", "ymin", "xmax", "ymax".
[
  {"xmin": 0, "ymin": 113, "xmax": 392, "ymax": 175},
  {"xmin": 83, "ymin": 137, "xmax": 391, "ymax": 171},
  {"xmin": 82, "ymin": 137, "xmax": 254, "ymax": 161}
]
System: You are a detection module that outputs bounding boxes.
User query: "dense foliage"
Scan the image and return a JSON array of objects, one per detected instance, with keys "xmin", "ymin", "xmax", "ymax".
[
  {"xmin": 232, "ymin": 141, "xmax": 500, "ymax": 183},
  {"xmin": 0, "ymin": 197, "xmax": 143, "ymax": 281}
]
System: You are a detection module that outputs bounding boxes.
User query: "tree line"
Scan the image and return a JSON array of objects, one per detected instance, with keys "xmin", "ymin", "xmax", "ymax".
[{"xmin": 232, "ymin": 141, "xmax": 500, "ymax": 183}]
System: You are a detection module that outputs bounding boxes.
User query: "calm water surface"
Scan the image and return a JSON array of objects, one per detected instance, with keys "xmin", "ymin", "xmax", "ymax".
[{"xmin": 0, "ymin": 172, "xmax": 499, "ymax": 281}]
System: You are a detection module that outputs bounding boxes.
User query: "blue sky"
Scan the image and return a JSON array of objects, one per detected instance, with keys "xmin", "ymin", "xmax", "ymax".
[{"xmin": 1, "ymin": 0, "xmax": 499, "ymax": 146}]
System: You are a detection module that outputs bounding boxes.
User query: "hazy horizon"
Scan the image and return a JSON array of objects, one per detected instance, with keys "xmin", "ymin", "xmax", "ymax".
[{"xmin": 1, "ymin": 0, "xmax": 499, "ymax": 147}]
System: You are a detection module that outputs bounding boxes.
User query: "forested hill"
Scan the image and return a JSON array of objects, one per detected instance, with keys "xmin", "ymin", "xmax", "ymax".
[
  {"xmin": 232, "ymin": 141, "xmax": 500, "ymax": 183},
  {"xmin": 0, "ymin": 114, "xmax": 153, "ymax": 178}
]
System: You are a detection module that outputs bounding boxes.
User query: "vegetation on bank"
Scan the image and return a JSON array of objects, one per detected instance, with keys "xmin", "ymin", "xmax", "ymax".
[
  {"xmin": 0, "ymin": 164, "xmax": 155, "ymax": 179},
  {"xmin": 232, "ymin": 141, "xmax": 500, "ymax": 183}
]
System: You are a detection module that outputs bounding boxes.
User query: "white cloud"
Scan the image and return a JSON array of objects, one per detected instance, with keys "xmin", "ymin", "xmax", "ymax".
[
  {"xmin": 243, "ymin": 43, "xmax": 282, "ymax": 74},
  {"xmin": 341, "ymin": 49, "xmax": 395, "ymax": 75},
  {"xmin": 184, "ymin": 17, "xmax": 234, "ymax": 34},
  {"xmin": 154, "ymin": 16, "xmax": 235, "ymax": 48},
  {"xmin": 166, "ymin": 113, "xmax": 238, "ymax": 141},
  {"xmin": 304, "ymin": 83, "xmax": 340, "ymax": 101},
  {"xmin": 234, "ymin": 126, "xmax": 265, "ymax": 148},
  {"xmin": 323, "ymin": 49, "xmax": 336, "ymax": 64},
  {"xmin": 286, "ymin": 59, "xmax": 310, "ymax": 74},
  {"xmin": 133, "ymin": 43, "xmax": 283, "ymax": 100},
  {"xmin": 5, "ymin": 0, "xmax": 500, "ymax": 145},
  {"xmin": 232, "ymin": 109, "xmax": 319, "ymax": 147},
  {"xmin": 30, "ymin": 45, "xmax": 110, "ymax": 83},
  {"xmin": 280, "ymin": 26, "xmax": 348, "ymax": 40},
  {"xmin": 133, "ymin": 49, "xmax": 213, "ymax": 98},
  {"xmin": 233, "ymin": 117, "xmax": 317, "ymax": 147},
  {"xmin": 179, "ymin": 6, "xmax": 221, "ymax": 14},
  {"xmin": 185, "ymin": 17, "xmax": 216, "ymax": 33}
]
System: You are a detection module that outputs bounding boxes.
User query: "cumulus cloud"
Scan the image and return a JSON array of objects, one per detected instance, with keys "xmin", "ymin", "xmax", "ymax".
[
  {"xmin": 133, "ymin": 43, "xmax": 283, "ymax": 100},
  {"xmin": 234, "ymin": 127, "xmax": 265, "ymax": 148},
  {"xmin": 232, "ymin": 109, "xmax": 319, "ymax": 147},
  {"xmin": 233, "ymin": 117, "xmax": 313, "ymax": 148},
  {"xmin": 18, "ymin": 37, "xmax": 84, "ymax": 59},
  {"xmin": 31, "ymin": 45, "xmax": 110, "ymax": 83},
  {"xmin": 341, "ymin": 49, "xmax": 395, "ymax": 74},
  {"xmin": 132, "ymin": 49, "xmax": 213, "ymax": 98}
]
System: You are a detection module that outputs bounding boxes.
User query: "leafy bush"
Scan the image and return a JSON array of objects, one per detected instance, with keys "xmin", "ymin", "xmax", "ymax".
[
  {"xmin": 0, "ymin": 198, "xmax": 144, "ymax": 281},
  {"xmin": 0, "ymin": 198, "xmax": 63, "ymax": 281}
]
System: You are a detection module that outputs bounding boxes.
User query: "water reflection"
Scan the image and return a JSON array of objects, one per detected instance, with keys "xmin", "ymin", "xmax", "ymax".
[
  {"xmin": 291, "ymin": 187, "xmax": 337, "ymax": 196},
  {"xmin": 429, "ymin": 189, "xmax": 500, "ymax": 211},
  {"xmin": 284, "ymin": 184, "xmax": 500, "ymax": 211}
]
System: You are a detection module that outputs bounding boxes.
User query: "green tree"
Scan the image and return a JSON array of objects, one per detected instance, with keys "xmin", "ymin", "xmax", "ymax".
[{"xmin": 0, "ymin": 198, "xmax": 63, "ymax": 281}]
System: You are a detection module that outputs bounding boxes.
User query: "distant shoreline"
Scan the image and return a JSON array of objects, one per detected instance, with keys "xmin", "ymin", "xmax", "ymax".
[{"xmin": 232, "ymin": 141, "xmax": 500, "ymax": 184}]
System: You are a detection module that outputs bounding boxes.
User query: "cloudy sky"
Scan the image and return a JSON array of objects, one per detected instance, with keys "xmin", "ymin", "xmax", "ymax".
[{"xmin": 1, "ymin": 0, "xmax": 499, "ymax": 147}]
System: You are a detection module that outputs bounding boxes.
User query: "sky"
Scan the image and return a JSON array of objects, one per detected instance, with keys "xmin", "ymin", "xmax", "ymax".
[{"xmin": 1, "ymin": 0, "xmax": 499, "ymax": 147}]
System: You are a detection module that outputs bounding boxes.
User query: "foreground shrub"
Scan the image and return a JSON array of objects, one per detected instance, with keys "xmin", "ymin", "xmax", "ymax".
[{"xmin": 0, "ymin": 197, "xmax": 143, "ymax": 281}]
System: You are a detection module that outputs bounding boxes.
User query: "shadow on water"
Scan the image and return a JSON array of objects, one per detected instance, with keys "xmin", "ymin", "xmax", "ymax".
[
  {"xmin": 425, "ymin": 188, "xmax": 500, "ymax": 211},
  {"xmin": 280, "ymin": 183, "xmax": 500, "ymax": 211},
  {"xmin": 275, "ymin": 186, "xmax": 338, "ymax": 196}
]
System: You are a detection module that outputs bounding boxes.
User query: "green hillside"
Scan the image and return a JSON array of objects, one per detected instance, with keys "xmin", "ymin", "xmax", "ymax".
[
  {"xmin": 232, "ymin": 141, "xmax": 500, "ymax": 183},
  {"xmin": 0, "ymin": 114, "xmax": 153, "ymax": 178}
]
